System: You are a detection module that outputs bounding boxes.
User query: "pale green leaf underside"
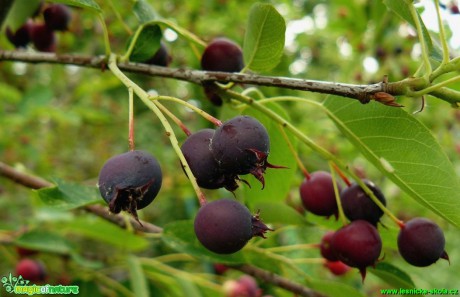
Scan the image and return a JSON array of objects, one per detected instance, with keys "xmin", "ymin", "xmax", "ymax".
[
  {"xmin": 243, "ymin": 3, "xmax": 285, "ymax": 72},
  {"xmin": 323, "ymin": 97, "xmax": 460, "ymax": 227}
]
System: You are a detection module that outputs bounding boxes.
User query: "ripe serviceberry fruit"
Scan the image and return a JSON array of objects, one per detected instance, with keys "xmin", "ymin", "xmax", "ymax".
[
  {"xmin": 340, "ymin": 180, "xmax": 386, "ymax": 225},
  {"xmin": 201, "ymin": 38, "xmax": 244, "ymax": 72},
  {"xmin": 324, "ymin": 260, "xmax": 351, "ymax": 276},
  {"xmin": 6, "ymin": 20, "xmax": 33, "ymax": 48},
  {"xmin": 98, "ymin": 150, "xmax": 162, "ymax": 223},
  {"xmin": 30, "ymin": 23, "xmax": 56, "ymax": 52},
  {"xmin": 194, "ymin": 199, "xmax": 271, "ymax": 254},
  {"xmin": 15, "ymin": 259, "xmax": 46, "ymax": 282},
  {"xmin": 181, "ymin": 129, "xmax": 238, "ymax": 191},
  {"xmin": 332, "ymin": 220, "xmax": 382, "ymax": 281},
  {"xmin": 300, "ymin": 171, "xmax": 340, "ymax": 217},
  {"xmin": 145, "ymin": 42, "xmax": 172, "ymax": 66},
  {"xmin": 43, "ymin": 4, "xmax": 71, "ymax": 31},
  {"xmin": 211, "ymin": 116, "xmax": 282, "ymax": 188},
  {"xmin": 320, "ymin": 231, "xmax": 339, "ymax": 261},
  {"xmin": 397, "ymin": 217, "xmax": 449, "ymax": 267}
]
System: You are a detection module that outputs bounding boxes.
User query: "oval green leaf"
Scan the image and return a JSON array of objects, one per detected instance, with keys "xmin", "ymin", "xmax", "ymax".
[
  {"xmin": 128, "ymin": 24, "xmax": 162, "ymax": 63},
  {"xmin": 133, "ymin": 0, "xmax": 159, "ymax": 23},
  {"xmin": 323, "ymin": 98, "xmax": 460, "ymax": 227},
  {"xmin": 47, "ymin": 0, "xmax": 101, "ymax": 13},
  {"xmin": 369, "ymin": 262, "xmax": 415, "ymax": 288},
  {"xmin": 243, "ymin": 3, "xmax": 286, "ymax": 72}
]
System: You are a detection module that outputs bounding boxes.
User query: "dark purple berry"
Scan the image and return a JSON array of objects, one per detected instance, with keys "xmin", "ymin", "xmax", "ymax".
[
  {"xmin": 15, "ymin": 259, "xmax": 47, "ymax": 282},
  {"xmin": 300, "ymin": 171, "xmax": 341, "ymax": 217},
  {"xmin": 320, "ymin": 231, "xmax": 339, "ymax": 261},
  {"xmin": 6, "ymin": 20, "xmax": 33, "ymax": 48},
  {"xmin": 332, "ymin": 220, "xmax": 382, "ymax": 281},
  {"xmin": 98, "ymin": 150, "xmax": 162, "ymax": 223},
  {"xmin": 397, "ymin": 217, "xmax": 449, "ymax": 267},
  {"xmin": 201, "ymin": 38, "xmax": 244, "ymax": 72},
  {"xmin": 145, "ymin": 42, "xmax": 172, "ymax": 67},
  {"xmin": 30, "ymin": 23, "xmax": 56, "ymax": 52},
  {"xmin": 340, "ymin": 180, "xmax": 386, "ymax": 225},
  {"xmin": 211, "ymin": 116, "xmax": 281, "ymax": 188},
  {"xmin": 194, "ymin": 199, "xmax": 271, "ymax": 254},
  {"xmin": 181, "ymin": 129, "xmax": 238, "ymax": 191},
  {"xmin": 44, "ymin": 4, "xmax": 72, "ymax": 31}
]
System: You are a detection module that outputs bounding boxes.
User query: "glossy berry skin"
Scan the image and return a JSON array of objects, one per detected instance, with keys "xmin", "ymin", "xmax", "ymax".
[
  {"xmin": 211, "ymin": 116, "xmax": 274, "ymax": 187},
  {"xmin": 145, "ymin": 42, "xmax": 172, "ymax": 67},
  {"xmin": 98, "ymin": 150, "xmax": 162, "ymax": 222},
  {"xmin": 30, "ymin": 23, "xmax": 56, "ymax": 52},
  {"xmin": 332, "ymin": 220, "xmax": 382, "ymax": 280},
  {"xmin": 6, "ymin": 20, "xmax": 33, "ymax": 48},
  {"xmin": 324, "ymin": 261, "xmax": 351, "ymax": 276},
  {"xmin": 320, "ymin": 231, "xmax": 339, "ymax": 261},
  {"xmin": 398, "ymin": 218, "xmax": 448, "ymax": 267},
  {"xmin": 340, "ymin": 180, "xmax": 386, "ymax": 225},
  {"xmin": 44, "ymin": 4, "xmax": 71, "ymax": 31},
  {"xmin": 194, "ymin": 199, "xmax": 270, "ymax": 254},
  {"xmin": 201, "ymin": 38, "xmax": 244, "ymax": 72},
  {"xmin": 181, "ymin": 129, "xmax": 237, "ymax": 191},
  {"xmin": 15, "ymin": 259, "xmax": 46, "ymax": 282},
  {"xmin": 300, "ymin": 171, "xmax": 340, "ymax": 217}
]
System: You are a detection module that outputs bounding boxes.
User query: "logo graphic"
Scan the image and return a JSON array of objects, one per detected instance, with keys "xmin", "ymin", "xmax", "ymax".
[{"xmin": 2, "ymin": 273, "xmax": 79, "ymax": 295}]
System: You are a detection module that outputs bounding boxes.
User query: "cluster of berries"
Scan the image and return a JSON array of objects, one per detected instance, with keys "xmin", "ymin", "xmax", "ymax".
[
  {"xmin": 6, "ymin": 3, "xmax": 71, "ymax": 52},
  {"xmin": 299, "ymin": 171, "xmax": 449, "ymax": 280}
]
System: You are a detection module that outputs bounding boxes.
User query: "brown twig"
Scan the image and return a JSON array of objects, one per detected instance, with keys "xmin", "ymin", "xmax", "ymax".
[
  {"xmin": 0, "ymin": 161, "xmax": 163, "ymax": 233},
  {"xmin": 0, "ymin": 50, "xmax": 410, "ymax": 104},
  {"xmin": 234, "ymin": 264, "xmax": 327, "ymax": 297}
]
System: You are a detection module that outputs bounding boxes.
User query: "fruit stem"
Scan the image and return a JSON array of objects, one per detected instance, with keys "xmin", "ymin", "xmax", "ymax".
[
  {"xmin": 408, "ymin": 3, "xmax": 432, "ymax": 78},
  {"xmin": 128, "ymin": 87, "xmax": 135, "ymax": 151},
  {"xmin": 154, "ymin": 101, "xmax": 192, "ymax": 136},
  {"xmin": 331, "ymin": 163, "xmax": 351, "ymax": 187},
  {"xmin": 328, "ymin": 161, "xmax": 347, "ymax": 226},
  {"xmin": 108, "ymin": 54, "xmax": 207, "ymax": 206},
  {"xmin": 278, "ymin": 125, "xmax": 310, "ymax": 179},
  {"xmin": 151, "ymin": 95, "xmax": 222, "ymax": 126}
]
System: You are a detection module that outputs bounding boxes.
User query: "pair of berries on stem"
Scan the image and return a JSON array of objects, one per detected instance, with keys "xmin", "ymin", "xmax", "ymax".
[{"xmin": 300, "ymin": 170, "xmax": 449, "ymax": 280}]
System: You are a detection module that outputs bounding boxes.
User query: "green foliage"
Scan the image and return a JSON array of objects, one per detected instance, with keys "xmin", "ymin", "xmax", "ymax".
[{"xmin": 1, "ymin": 0, "xmax": 460, "ymax": 296}]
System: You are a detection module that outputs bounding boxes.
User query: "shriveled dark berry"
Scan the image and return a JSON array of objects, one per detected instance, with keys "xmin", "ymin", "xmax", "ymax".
[
  {"xmin": 320, "ymin": 231, "xmax": 339, "ymax": 261},
  {"xmin": 332, "ymin": 220, "xmax": 382, "ymax": 281},
  {"xmin": 6, "ymin": 20, "xmax": 33, "ymax": 48},
  {"xmin": 211, "ymin": 115, "xmax": 281, "ymax": 188},
  {"xmin": 201, "ymin": 38, "xmax": 244, "ymax": 72},
  {"xmin": 44, "ymin": 4, "xmax": 72, "ymax": 31},
  {"xmin": 30, "ymin": 23, "xmax": 56, "ymax": 52},
  {"xmin": 98, "ymin": 150, "xmax": 162, "ymax": 223},
  {"xmin": 181, "ymin": 129, "xmax": 238, "ymax": 191},
  {"xmin": 397, "ymin": 217, "xmax": 449, "ymax": 267},
  {"xmin": 340, "ymin": 180, "xmax": 386, "ymax": 225},
  {"xmin": 300, "ymin": 171, "xmax": 340, "ymax": 217},
  {"xmin": 15, "ymin": 258, "xmax": 47, "ymax": 282},
  {"xmin": 194, "ymin": 199, "xmax": 271, "ymax": 254}
]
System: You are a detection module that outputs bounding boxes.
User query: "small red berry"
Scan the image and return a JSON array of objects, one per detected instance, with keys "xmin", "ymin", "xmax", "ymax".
[{"xmin": 15, "ymin": 259, "xmax": 47, "ymax": 282}]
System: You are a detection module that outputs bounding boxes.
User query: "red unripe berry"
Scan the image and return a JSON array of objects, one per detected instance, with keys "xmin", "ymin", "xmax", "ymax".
[
  {"xmin": 324, "ymin": 261, "xmax": 351, "ymax": 276},
  {"xmin": 15, "ymin": 259, "xmax": 46, "ymax": 282}
]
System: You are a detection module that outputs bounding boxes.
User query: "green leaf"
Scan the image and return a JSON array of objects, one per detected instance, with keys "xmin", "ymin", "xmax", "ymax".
[
  {"xmin": 129, "ymin": 24, "xmax": 162, "ymax": 63},
  {"xmin": 4, "ymin": 0, "xmax": 41, "ymax": 31},
  {"xmin": 309, "ymin": 279, "xmax": 366, "ymax": 297},
  {"xmin": 60, "ymin": 216, "xmax": 149, "ymax": 251},
  {"xmin": 242, "ymin": 103, "xmax": 297, "ymax": 205},
  {"xmin": 133, "ymin": 0, "xmax": 159, "ymax": 23},
  {"xmin": 253, "ymin": 201, "xmax": 307, "ymax": 225},
  {"xmin": 323, "ymin": 98, "xmax": 460, "ymax": 227},
  {"xmin": 34, "ymin": 178, "xmax": 101, "ymax": 210},
  {"xmin": 369, "ymin": 262, "xmax": 415, "ymax": 288},
  {"xmin": 47, "ymin": 0, "xmax": 101, "ymax": 13},
  {"xmin": 382, "ymin": 0, "xmax": 442, "ymax": 61},
  {"xmin": 127, "ymin": 255, "xmax": 150, "ymax": 297},
  {"xmin": 162, "ymin": 220, "xmax": 246, "ymax": 264},
  {"xmin": 243, "ymin": 3, "xmax": 286, "ymax": 72},
  {"xmin": 15, "ymin": 230, "xmax": 75, "ymax": 254}
]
